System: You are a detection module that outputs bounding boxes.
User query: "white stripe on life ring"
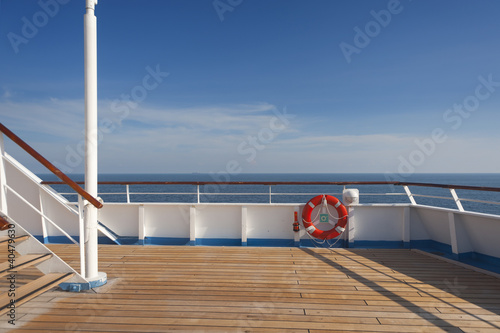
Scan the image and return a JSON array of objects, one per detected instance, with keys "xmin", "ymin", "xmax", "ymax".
[
  {"xmin": 306, "ymin": 226, "xmax": 316, "ymax": 233},
  {"xmin": 308, "ymin": 202, "xmax": 315, "ymax": 209},
  {"xmin": 334, "ymin": 201, "xmax": 341, "ymax": 208},
  {"xmin": 335, "ymin": 226, "xmax": 345, "ymax": 234}
]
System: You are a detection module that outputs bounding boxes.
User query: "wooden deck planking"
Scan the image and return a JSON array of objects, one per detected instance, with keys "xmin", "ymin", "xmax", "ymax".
[{"xmin": 2, "ymin": 245, "xmax": 500, "ymax": 332}]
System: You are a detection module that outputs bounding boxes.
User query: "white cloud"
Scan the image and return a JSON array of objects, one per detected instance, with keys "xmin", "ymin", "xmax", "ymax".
[
  {"xmin": 0, "ymin": 98, "xmax": 84, "ymax": 139},
  {"xmin": 99, "ymin": 101, "xmax": 280, "ymax": 134},
  {"xmin": 1, "ymin": 98, "xmax": 499, "ymax": 174},
  {"xmin": 0, "ymin": 98, "xmax": 279, "ymax": 140},
  {"xmin": 273, "ymin": 134, "xmax": 408, "ymax": 150}
]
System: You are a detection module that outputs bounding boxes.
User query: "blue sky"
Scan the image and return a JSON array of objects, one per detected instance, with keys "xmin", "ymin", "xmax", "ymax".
[{"xmin": 1, "ymin": 0, "xmax": 499, "ymax": 174}]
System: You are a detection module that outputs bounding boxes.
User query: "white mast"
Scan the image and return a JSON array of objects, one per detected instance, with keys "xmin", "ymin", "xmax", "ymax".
[{"xmin": 84, "ymin": 0, "xmax": 102, "ymax": 283}]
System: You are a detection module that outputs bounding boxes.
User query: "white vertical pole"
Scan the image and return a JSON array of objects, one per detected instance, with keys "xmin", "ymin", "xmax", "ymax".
[
  {"xmin": 78, "ymin": 195, "xmax": 86, "ymax": 278},
  {"xmin": 448, "ymin": 212, "xmax": 459, "ymax": 258},
  {"xmin": 39, "ymin": 188, "xmax": 49, "ymax": 243},
  {"xmin": 84, "ymin": 0, "xmax": 99, "ymax": 279},
  {"xmin": 0, "ymin": 134, "xmax": 8, "ymax": 215},
  {"xmin": 241, "ymin": 206, "xmax": 247, "ymax": 246},
  {"xmin": 190, "ymin": 206, "xmax": 196, "ymax": 245},
  {"xmin": 138, "ymin": 204, "xmax": 145, "ymax": 245},
  {"xmin": 402, "ymin": 207, "xmax": 410, "ymax": 248},
  {"xmin": 347, "ymin": 207, "xmax": 355, "ymax": 247}
]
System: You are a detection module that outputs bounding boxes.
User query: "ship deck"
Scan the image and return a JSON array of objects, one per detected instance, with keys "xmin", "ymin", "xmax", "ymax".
[{"xmin": 4, "ymin": 245, "xmax": 500, "ymax": 332}]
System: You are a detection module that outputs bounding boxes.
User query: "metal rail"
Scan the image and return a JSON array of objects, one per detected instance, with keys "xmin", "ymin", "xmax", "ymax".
[
  {"xmin": 40, "ymin": 180, "xmax": 500, "ymax": 193},
  {"xmin": 42, "ymin": 180, "xmax": 500, "ymax": 212}
]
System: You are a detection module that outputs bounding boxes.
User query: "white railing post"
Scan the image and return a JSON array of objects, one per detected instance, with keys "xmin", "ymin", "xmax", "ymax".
[
  {"xmin": 190, "ymin": 206, "xmax": 196, "ymax": 245},
  {"xmin": 197, "ymin": 185, "xmax": 200, "ymax": 204},
  {"xmin": 126, "ymin": 184, "xmax": 130, "ymax": 203},
  {"xmin": 448, "ymin": 212, "xmax": 459, "ymax": 259},
  {"xmin": 138, "ymin": 204, "xmax": 145, "ymax": 245},
  {"xmin": 39, "ymin": 187, "xmax": 49, "ymax": 243},
  {"xmin": 78, "ymin": 195, "xmax": 86, "ymax": 278},
  {"xmin": 269, "ymin": 185, "xmax": 272, "ymax": 204},
  {"xmin": 5, "ymin": 183, "xmax": 79, "ymax": 243},
  {"xmin": 0, "ymin": 133, "xmax": 8, "ymax": 214},
  {"xmin": 403, "ymin": 186, "xmax": 417, "ymax": 205},
  {"xmin": 347, "ymin": 206, "xmax": 356, "ymax": 248},
  {"xmin": 450, "ymin": 188, "xmax": 465, "ymax": 212},
  {"xmin": 402, "ymin": 207, "xmax": 410, "ymax": 248},
  {"xmin": 241, "ymin": 206, "xmax": 247, "ymax": 246}
]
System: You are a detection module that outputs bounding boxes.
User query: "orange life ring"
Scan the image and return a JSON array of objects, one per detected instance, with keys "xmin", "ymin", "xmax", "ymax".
[{"xmin": 302, "ymin": 195, "xmax": 348, "ymax": 240}]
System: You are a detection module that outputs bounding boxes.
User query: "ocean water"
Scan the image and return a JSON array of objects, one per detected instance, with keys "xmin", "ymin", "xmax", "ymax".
[{"xmin": 40, "ymin": 173, "xmax": 500, "ymax": 215}]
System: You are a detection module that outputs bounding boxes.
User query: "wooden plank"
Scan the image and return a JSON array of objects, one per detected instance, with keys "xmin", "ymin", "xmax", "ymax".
[
  {"xmin": 0, "ymin": 253, "xmax": 52, "ymax": 277},
  {"xmin": 0, "ymin": 272, "xmax": 74, "ymax": 316},
  {"xmin": 306, "ymin": 308, "xmax": 500, "ymax": 321},
  {"xmin": 1, "ymin": 319, "xmax": 309, "ymax": 333},
  {"xmin": 10, "ymin": 308, "xmax": 382, "ymax": 325},
  {"xmin": 378, "ymin": 317, "xmax": 500, "ymax": 329},
  {"xmin": 19, "ymin": 301, "xmax": 306, "ymax": 316},
  {"xmin": 459, "ymin": 329, "xmax": 500, "ymax": 333},
  {"xmin": 0, "ymin": 234, "xmax": 29, "ymax": 244},
  {"xmin": 8, "ymin": 314, "xmax": 457, "ymax": 332},
  {"xmin": 365, "ymin": 299, "xmax": 500, "ymax": 308},
  {"xmin": 37, "ymin": 296, "xmax": 445, "ymax": 314},
  {"xmin": 436, "ymin": 307, "xmax": 500, "ymax": 315},
  {"xmin": 3, "ymin": 313, "xmax": 427, "ymax": 331}
]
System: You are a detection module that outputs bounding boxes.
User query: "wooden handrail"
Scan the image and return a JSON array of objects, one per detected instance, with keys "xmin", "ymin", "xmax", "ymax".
[
  {"xmin": 0, "ymin": 123, "xmax": 102, "ymax": 208},
  {"xmin": 397, "ymin": 182, "xmax": 500, "ymax": 193},
  {"xmin": 0, "ymin": 215, "xmax": 11, "ymax": 231},
  {"xmin": 39, "ymin": 180, "xmax": 500, "ymax": 193}
]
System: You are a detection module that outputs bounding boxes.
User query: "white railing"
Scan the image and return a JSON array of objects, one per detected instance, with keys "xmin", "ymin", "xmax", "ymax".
[
  {"xmin": 46, "ymin": 181, "xmax": 500, "ymax": 215},
  {"xmin": 3, "ymin": 182, "xmax": 79, "ymax": 244},
  {"xmin": 0, "ymin": 125, "xmax": 103, "ymax": 278}
]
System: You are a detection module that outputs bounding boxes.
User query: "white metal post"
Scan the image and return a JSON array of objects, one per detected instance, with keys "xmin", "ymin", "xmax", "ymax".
[
  {"xmin": 402, "ymin": 207, "xmax": 410, "ymax": 248},
  {"xmin": 403, "ymin": 186, "xmax": 417, "ymax": 205},
  {"xmin": 347, "ymin": 207, "xmax": 355, "ymax": 247},
  {"xmin": 39, "ymin": 187, "xmax": 49, "ymax": 243},
  {"xmin": 78, "ymin": 195, "xmax": 86, "ymax": 278},
  {"xmin": 448, "ymin": 212, "xmax": 459, "ymax": 258},
  {"xmin": 241, "ymin": 206, "xmax": 247, "ymax": 246},
  {"xmin": 138, "ymin": 204, "xmax": 145, "ymax": 245},
  {"xmin": 84, "ymin": 0, "xmax": 99, "ymax": 280},
  {"xmin": 0, "ymin": 134, "xmax": 8, "ymax": 214},
  {"xmin": 190, "ymin": 206, "xmax": 196, "ymax": 245},
  {"xmin": 450, "ymin": 189, "xmax": 465, "ymax": 212}
]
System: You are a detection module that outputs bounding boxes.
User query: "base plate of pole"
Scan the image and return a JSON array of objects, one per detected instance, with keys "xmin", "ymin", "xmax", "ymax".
[{"xmin": 59, "ymin": 272, "xmax": 107, "ymax": 292}]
